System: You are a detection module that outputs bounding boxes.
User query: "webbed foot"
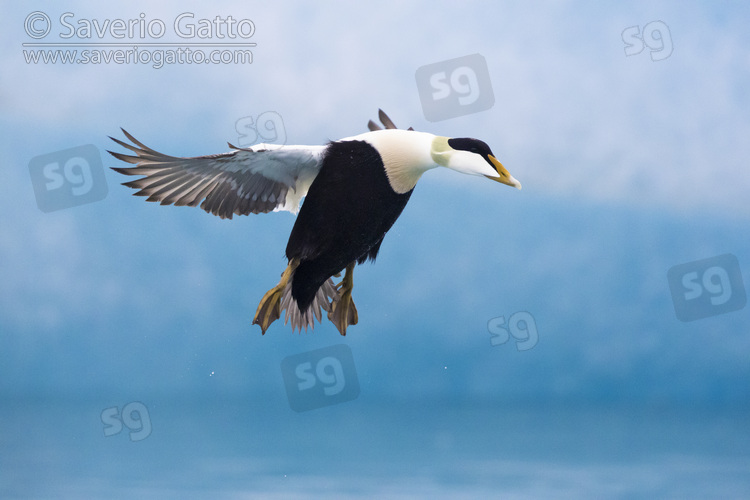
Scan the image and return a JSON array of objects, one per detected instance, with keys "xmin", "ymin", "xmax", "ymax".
[
  {"xmin": 253, "ymin": 259, "xmax": 299, "ymax": 334},
  {"xmin": 328, "ymin": 262, "xmax": 359, "ymax": 336}
]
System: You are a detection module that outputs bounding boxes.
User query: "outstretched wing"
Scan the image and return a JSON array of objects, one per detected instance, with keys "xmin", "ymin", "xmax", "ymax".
[
  {"xmin": 109, "ymin": 129, "xmax": 325, "ymax": 219},
  {"xmin": 367, "ymin": 109, "xmax": 414, "ymax": 132}
]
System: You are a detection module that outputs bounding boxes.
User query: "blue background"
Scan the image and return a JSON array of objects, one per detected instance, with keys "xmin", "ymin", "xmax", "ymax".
[{"xmin": 2, "ymin": 1, "xmax": 749, "ymax": 497}]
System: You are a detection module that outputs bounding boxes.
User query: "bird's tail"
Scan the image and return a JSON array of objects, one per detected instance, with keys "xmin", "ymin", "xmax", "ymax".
[{"xmin": 280, "ymin": 272, "xmax": 337, "ymax": 332}]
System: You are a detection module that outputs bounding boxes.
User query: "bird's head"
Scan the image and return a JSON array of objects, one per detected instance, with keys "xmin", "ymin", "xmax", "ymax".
[{"xmin": 431, "ymin": 137, "xmax": 521, "ymax": 189}]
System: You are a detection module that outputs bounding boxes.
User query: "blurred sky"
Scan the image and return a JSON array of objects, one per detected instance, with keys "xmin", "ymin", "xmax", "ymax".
[{"xmin": 1, "ymin": 0, "xmax": 749, "ymax": 406}]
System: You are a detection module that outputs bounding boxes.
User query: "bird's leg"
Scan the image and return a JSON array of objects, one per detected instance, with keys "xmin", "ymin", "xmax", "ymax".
[
  {"xmin": 253, "ymin": 259, "xmax": 299, "ymax": 335},
  {"xmin": 328, "ymin": 262, "xmax": 358, "ymax": 336}
]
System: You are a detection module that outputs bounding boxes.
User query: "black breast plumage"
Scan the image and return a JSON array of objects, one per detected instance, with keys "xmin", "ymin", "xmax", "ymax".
[{"xmin": 286, "ymin": 139, "xmax": 414, "ymax": 310}]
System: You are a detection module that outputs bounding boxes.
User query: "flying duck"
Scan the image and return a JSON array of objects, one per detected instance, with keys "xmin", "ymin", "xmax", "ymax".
[{"xmin": 109, "ymin": 110, "xmax": 521, "ymax": 335}]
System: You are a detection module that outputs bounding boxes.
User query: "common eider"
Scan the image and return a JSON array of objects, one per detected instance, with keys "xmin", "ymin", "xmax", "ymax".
[{"xmin": 109, "ymin": 110, "xmax": 521, "ymax": 335}]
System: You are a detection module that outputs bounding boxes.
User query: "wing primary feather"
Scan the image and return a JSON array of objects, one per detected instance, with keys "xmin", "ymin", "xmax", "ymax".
[
  {"xmin": 180, "ymin": 180, "xmax": 218, "ymax": 208},
  {"xmin": 109, "ymin": 131, "xmax": 325, "ymax": 216},
  {"xmin": 371, "ymin": 109, "xmax": 413, "ymax": 131},
  {"xmin": 378, "ymin": 109, "xmax": 397, "ymax": 129},
  {"xmin": 120, "ymin": 128, "xmax": 165, "ymax": 157},
  {"xmin": 161, "ymin": 176, "xmax": 204, "ymax": 205}
]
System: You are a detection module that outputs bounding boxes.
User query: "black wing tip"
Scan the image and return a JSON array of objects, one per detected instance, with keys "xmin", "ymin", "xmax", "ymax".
[
  {"xmin": 107, "ymin": 150, "xmax": 142, "ymax": 166},
  {"xmin": 107, "ymin": 148, "xmax": 124, "ymax": 157},
  {"xmin": 109, "ymin": 166, "xmax": 130, "ymax": 175},
  {"xmin": 120, "ymin": 128, "xmax": 139, "ymax": 145},
  {"xmin": 108, "ymin": 131, "xmax": 145, "ymax": 159},
  {"xmin": 111, "ymin": 127, "xmax": 135, "ymax": 145},
  {"xmin": 109, "ymin": 128, "xmax": 164, "ymax": 157}
]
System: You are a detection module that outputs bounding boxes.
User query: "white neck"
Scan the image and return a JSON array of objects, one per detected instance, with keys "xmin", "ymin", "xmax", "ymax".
[{"xmin": 343, "ymin": 130, "xmax": 439, "ymax": 194}]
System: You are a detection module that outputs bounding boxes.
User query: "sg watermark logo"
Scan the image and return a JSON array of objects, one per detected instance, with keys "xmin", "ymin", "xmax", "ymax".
[
  {"xmin": 667, "ymin": 254, "xmax": 746, "ymax": 322},
  {"xmin": 415, "ymin": 53, "xmax": 494, "ymax": 122},
  {"xmin": 28, "ymin": 144, "xmax": 108, "ymax": 213},
  {"xmin": 235, "ymin": 111, "xmax": 286, "ymax": 147},
  {"xmin": 488, "ymin": 311, "xmax": 538, "ymax": 351},
  {"xmin": 622, "ymin": 21, "xmax": 673, "ymax": 61},
  {"xmin": 280, "ymin": 344, "xmax": 360, "ymax": 412},
  {"xmin": 101, "ymin": 401, "xmax": 152, "ymax": 442}
]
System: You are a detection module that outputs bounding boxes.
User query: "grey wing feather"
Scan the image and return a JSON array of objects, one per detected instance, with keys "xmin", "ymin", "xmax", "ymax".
[
  {"xmin": 109, "ymin": 129, "xmax": 324, "ymax": 219},
  {"xmin": 378, "ymin": 109, "xmax": 398, "ymax": 129},
  {"xmin": 369, "ymin": 109, "xmax": 414, "ymax": 131}
]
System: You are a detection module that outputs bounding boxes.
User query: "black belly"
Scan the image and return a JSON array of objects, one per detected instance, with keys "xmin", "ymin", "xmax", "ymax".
[{"xmin": 286, "ymin": 139, "xmax": 414, "ymax": 311}]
